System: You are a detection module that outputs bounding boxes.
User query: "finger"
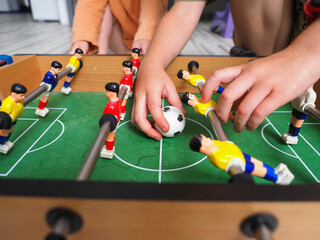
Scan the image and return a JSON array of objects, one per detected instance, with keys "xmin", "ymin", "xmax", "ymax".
[
  {"xmin": 201, "ymin": 65, "xmax": 243, "ymax": 102},
  {"xmin": 140, "ymin": 46, "xmax": 147, "ymax": 55},
  {"xmin": 246, "ymin": 91, "xmax": 284, "ymax": 131},
  {"xmin": 132, "ymin": 94, "xmax": 162, "ymax": 140},
  {"xmin": 216, "ymin": 73, "xmax": 255, "ymax": 124},
  {"xmin": 166, "ymin": 87, "xmax": 186, "ymax": 116},
  {"xmin": 232, "ymin": 84, "xmax": 271, "ymax": 133},
  {"xmin": 147, "ymin": 91, "xmax": 169, "ymax": 135},
  {"xmin": 68, "ymin": 47, "xmax": 75, "ymax": 54}
]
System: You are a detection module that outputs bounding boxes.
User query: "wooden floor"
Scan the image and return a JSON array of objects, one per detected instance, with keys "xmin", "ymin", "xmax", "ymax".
[{"xmin": 0, "ymin": 12, "xmax": 234, "ymax": 56}]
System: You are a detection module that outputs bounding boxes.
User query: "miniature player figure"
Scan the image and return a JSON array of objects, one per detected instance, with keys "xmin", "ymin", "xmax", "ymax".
[
  {"xmin": 0, "ymin": 83, "xmax": 27, "ymax": 154},
  {"xmin": 282, "ymin": 87, "xmax": 317, "ymax": 144},
  {"xmin": 181, "ymin": 92, "xmax": 234, "ymax": 122},
  {"xmin": 190, "ymin": 134, "xmax": 294, "ymax": 185},
  {"xmin": 177, "ymin": 69, "xmax": 224, "ymax": 93},
  {"xmin": 61, "ymin": 48, "xmax": 83, "ymax": 95},
  {"xmin": 131, "ymin": 48, "xmax": 140, "ymax": 80},
  {"xmin": 100, "ymin": 82, "xmax": 121, "ymax": 159},
  {"xmin": 35, "ymin": 61, "xmax": 62, "ymax": 117},
  {"xmin": 119, "ymin": 60, "xmax": 133, "ymax": 120}
]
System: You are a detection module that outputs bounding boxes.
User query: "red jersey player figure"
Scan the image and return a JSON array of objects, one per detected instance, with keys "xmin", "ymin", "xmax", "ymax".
[
  {"xmin": 0, "ymin": 83, "xmax": 27, "ymax": 154},
  {"xmin": 61, "ymin": 48, "xmax": 83, "ymax": 95},
  {"xmin": 281, "ymin": 86, "xmax": 317, "ymax": 144},
  {"xmin": 119, "ymin": 60, "xmax": 133, "ymax": 120},
  {"xmin": 35, "ymin": 61, "xmax": 62, "ymax": 117},
  {"xmin": 131, "ymin": 48, "xmax": 140, "ymax": 80},
  {"xmin": 100, "ymin": 82, "xmax": 121, "ymax": 159}
]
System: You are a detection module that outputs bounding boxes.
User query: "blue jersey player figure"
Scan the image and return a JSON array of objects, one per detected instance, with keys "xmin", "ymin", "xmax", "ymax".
[
  {"xmin": 61, "ymin": 48, "xmax": 83, "ymax": 95},
  {"xmin": 189, "ymin": 134, "xmax": 294, "ymax": 185},
  {"xmin": 0, "ymin": 83, "xmax": 27, "ymax": 154},
  {"xmin": 35, "ymin": 61, "xmax": 62, "ymax": 117}
]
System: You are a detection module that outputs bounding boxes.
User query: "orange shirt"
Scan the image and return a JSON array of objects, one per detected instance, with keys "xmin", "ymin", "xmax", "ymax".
[{"xmin": 72, "ymin": 0, "xmax": 167, "ymax": 53}]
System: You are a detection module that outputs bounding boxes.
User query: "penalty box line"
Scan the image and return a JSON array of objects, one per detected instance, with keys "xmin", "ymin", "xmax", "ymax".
[
  {"xmin": 0, "ymin": 108, "xmax": 67, "ymax": 177},
  {"xmin": 266, "ymin": 115, "xmax": 320, "ymax": 183}
]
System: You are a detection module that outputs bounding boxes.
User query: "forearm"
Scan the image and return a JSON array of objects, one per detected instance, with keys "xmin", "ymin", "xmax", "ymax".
[
  {"xmin": 72, "ymin": 0, "xmax": 108, "ymax": 50},
  {"xmin": 142, "ymin": 1, "xmax": 205, "ymax": 68},
  {"xmin": 134, "ymin": 0, "xmax": 167, "ymax": 42},
  {"xmin": 287, "ymin": 17, "xmax": 320, "ymax": 83}
]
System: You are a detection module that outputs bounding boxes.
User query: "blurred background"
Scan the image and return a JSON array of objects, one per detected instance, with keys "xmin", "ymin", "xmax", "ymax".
[{"xmin": 0, "ymin": 0, "xmax": 234, "ymax": 55}]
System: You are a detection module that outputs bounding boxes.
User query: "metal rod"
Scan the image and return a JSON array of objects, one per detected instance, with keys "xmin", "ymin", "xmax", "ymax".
[
  {"xmin": 191, "ymin": 64, "xmax": 199, "ymax": 75},
  {"xmin": 23, "ymin": 66, "xmax": 72, "ymax": 106},
  {"xmin": 50, "ymin": 217, "xmax": 70, "ymax": 238},
  {"xmin": 77, "ymin": 122, "xmax": 111, "ymax": 181},
  {"xmin": 207, "ymin": 109, "xmax": 228, "ymax": 141},
  {"xmin": 23, "ymin": 84, "xmax": 48, "ymax": 106},
  {"xmin": 254, "ymin": 224, "xmax": 274, "ymax": 240},
  {"xmin": 306, "ymin": 105, "xmax": 320, "ymax": 121},
  {"xmin": 118, "ymin": 85, "xmax": 127, "ymax": 102},
  {"xmin": 77, "ymin": 86, "xmax": 129, "ymax": 181},
  {"xmin": 58, "ymin": 66, "xmax": 72, "ymax": 80},
  {"xmin": 77, "ymin": 121, "xmax": 110, "ymax": 181},
  {"xmin": 196, "ymin": 82, "xmax": 228, "ymax": 141}
]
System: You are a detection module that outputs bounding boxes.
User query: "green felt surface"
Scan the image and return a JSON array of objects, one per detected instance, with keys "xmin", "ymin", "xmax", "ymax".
[{"xmin": 0, "ymin": 92, "xmax": 319, "ymax": 185}]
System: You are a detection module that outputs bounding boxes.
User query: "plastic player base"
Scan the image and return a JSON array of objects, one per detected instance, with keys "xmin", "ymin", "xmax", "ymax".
[
  {"xmin": 281, "ymin": 133, "xmax": 298, "ymax": 144},
  {"xmin": 61, "ymin": 87, "xmax": 72, "ymax": 95},
  {"xmin": 0, "ymin": 141, "xmax": 14, "ymax": 154},
  {"xmin": 275, "ymin": 164, "xmax": 295, "ymax": 185},
  {"xmin": 120, "ymin": 112, "xmax": 126, "ymax": 121},
  {"xmin": 35, "ymin": 108, "xmax": 49, "ymax": 117},
  {"xmin": 100, "ymin": 145, "xmax": 115, "ymax": 159}
]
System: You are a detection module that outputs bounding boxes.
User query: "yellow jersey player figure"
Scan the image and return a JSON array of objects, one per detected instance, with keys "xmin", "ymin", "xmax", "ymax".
[
  {"xmin": 180, "ymin": 92, "xmax": 234, "ymax": 122},
  {"xmin": 61, "ymin": 48, "xmax": 83, "ymax": 95},
  {"xmin": 189, "ymin": 134, "xmax": 294, "ymax": 185},
  {"xmin": 177, "ymin": 69, "xmax": 224, "ymax": 93},
  {"xmin": 0, "ymin": 83, "xmax": 27, "ymax": 154}
]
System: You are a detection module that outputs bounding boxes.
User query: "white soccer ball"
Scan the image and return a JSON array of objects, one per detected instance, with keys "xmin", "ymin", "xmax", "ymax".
[{"xmin": 155, "ymin": 106, "xmax": 185, "ymax": 137}]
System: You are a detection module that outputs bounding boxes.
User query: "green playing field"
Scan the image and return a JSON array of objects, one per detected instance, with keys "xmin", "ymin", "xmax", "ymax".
[{"xmin": 1, "ymin": 92, "xmax": 319, "ymax": 185}]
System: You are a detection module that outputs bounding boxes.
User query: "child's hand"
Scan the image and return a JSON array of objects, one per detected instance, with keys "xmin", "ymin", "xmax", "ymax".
[
  {"xmin": 69, "ymin": 41, "xmax": 89, "ymax": 54},
  {"xmin": 132, "ymin": 39, "xmax": 150, "ymax": 55},
  {"xmin": 131, "ymin": 61, "xmax": 185, "ymax": 140},
  {"xmin": 201, "ymin": 47, "xmax": 318, "ymax": 133}
]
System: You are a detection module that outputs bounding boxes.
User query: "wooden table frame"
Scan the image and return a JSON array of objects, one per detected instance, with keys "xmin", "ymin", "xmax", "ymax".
[{"xmin": 0, "ymin": 55, "xmax": 319, "ymax": 240}]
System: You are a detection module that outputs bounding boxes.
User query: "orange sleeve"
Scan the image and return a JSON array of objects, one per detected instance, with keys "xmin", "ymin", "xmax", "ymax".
[
  {"xmin": 133, "ymin": 0, "xmax": 168, "ymax": 42},
  {"xmin": 72, "ymin": 0, "xmax": 109, "ymax": 53}
]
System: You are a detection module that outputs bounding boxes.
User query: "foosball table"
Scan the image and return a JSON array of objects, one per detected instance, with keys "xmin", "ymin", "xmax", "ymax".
[{"xmin": 0, "ymin": 54, "xmax": 320, "ymax": 240}]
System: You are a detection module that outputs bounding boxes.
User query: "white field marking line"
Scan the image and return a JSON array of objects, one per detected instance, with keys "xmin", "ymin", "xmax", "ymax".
[
  {"xmin": 13, "ymin": 118, "xmax": 39, "ymax": 144},
  {"xmin": 25, "ymin": 107, "xmax": 67, "ymax": 110},
  {"xmin": 0, "ymin": 108, "xmax": 67, "ymax": 177},
  {"xmin": 261, "ymin": 124, "xmax": 297, "ymax": 158},
  {"xmin": 265, "ymin": 117, "xmax": 320, "ymax": 183},
  {"xmin": 29, "ymin": 120, "xmax": 65, "ymax": 153},
  {"xmin": 302, "ymin": 123, "xmax": 320, "ymax": 125},
  {"xmin": 114, "ymin": 118, "xmax": 214, "ymax": 172},
  {"xmin": 158, "ymin": 99, "xmax": 165, "ymax": 184},
  {"xmin": 272, "ymin": 110, "xmax": 292, "ymax": 113},
  {"xmin": 299, "ymin": 133, "xmax": 320, "ymax": 157},
  {"xmin": 158, "ymin": 137, "xmax": 163, "ymax": 184}
]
